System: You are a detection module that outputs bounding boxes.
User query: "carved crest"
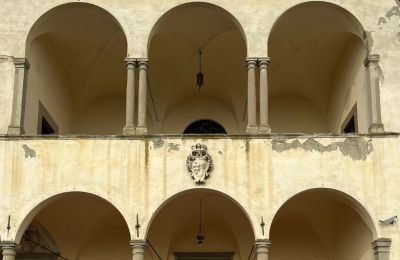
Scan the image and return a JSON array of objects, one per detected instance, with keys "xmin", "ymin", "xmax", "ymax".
[{"xmin": 186, "ymin": 143, "xmax": 213, "ymax": 183}]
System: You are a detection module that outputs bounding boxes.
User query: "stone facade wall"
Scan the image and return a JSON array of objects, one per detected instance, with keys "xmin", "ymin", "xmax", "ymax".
[{"xmin": 0, "ymin": 136, "xmax": 398, "ymax": 258}]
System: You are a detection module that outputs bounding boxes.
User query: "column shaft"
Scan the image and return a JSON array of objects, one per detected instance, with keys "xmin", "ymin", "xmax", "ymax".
[
  {"xmin": 259, "ymin": 58, "xmax": 271, "ymax": 134},
  {"xmin": 255, "ymin": 239, "xmax": 271, "ymax": 260},
  {"xmin": 1, "ymin": 242, "xmax": 18, "ymax": 260},
  {"xmin": 246, "ymin": 58, "xmax": 258, "ymax": 134},
  {"xmin": 364, "ymin": 54, "xmax": 384, "ymax": 133},
  {"xmin": 131, "ymin": 240, "xmax": 146, "ymax": 260},
  {"xmin": 123, "ymin": 58, "xmax": 137, "ymax": 135},
  {"xmin": 8, "ymin": 58, "xmax": 30, "ymax": 135},
  {"xmin": 137, "ymin": 59, "xmax": 148, "ymax": 135},
  {"xmin": 372, "ymin": 238, "xmax": 391, "ymax": 260}
]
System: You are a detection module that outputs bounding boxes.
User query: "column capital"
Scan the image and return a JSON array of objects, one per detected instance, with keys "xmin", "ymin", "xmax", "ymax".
[
  {"xmin": 364, "ymin": 54, "xmax": 380, "ymax": 67},
  {"xmin": 13, "ymin": 57, "xmax": 30, "ymax": 70},
  {"xmin": 130, "ymin": 239, "xmax": 146, "ymax": 253},
  {"xmin": 372, "ymin": 238, "xmax": 391, "ymax": 252},
  {"xmin": 258, "ymin": 57, "xmax": 271, "ymax": 68},
  {"xmin": 255, "ymin": 239, "xmax": 271, "ymax": 248},
  {"xmin": 246, "ymin": 57, "xmax": 258, "ymax": 69},
  {"xmin": 1, "ymin": 241, "xmax": 19, "ymax": 257},
  {"xmin": 137, "ymin": 58, "xmax": 149, "ymax": 69},
  {"xmin": 125, "ymin": 57, "xmax": 137, "ymax": 69}
]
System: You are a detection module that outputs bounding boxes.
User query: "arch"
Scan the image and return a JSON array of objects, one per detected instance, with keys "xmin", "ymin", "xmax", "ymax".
[
  {"xmin": 15, "ymin": 191, "xmax": 132, "ymax": 244},
  {"xmin": 145, "ymin": 188, "xmax": 256, "ymax": 260},
  {"xmin": 25, "ymin": 2, "xmax": 128, "ymax": 57},
  {"xmin": 268, "ymin": 1, "xmax": 366, "ymax": 46},
  {"xmin": 23, "ymin": 2, "xmax": 128, "ymax": 135},
  {"xmin": 146, "ymin": 2, "xmax": 248, "ymax": 134},
  {"xmin": 269, "ymin": 188, "xmax": 377, "ymax": 239},
  {"xmin": 147, "ymin": 2, "xmax": 247, "ymax": 54},
  {"xmin": 145, "ymin": 188, "xmax": 255, "ymax": 239},
  {"xmin": 267, "ymin": 1, "xmax": 370, "ymax": 134}
]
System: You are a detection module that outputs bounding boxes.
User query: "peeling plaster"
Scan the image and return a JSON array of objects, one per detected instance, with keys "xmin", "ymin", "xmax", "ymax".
[
  {"xmin": 386, "ymin": 6, "xmax": 400, "ymax": 20},
  {"xmin": 152, "ymin": 139, "xmax": 165, "ymax": 149},
  {"xmin": 168, "ymin": 143, "xmax": 180, "ymax": 152},
  {"xmin": 271, "ymin": 138, "xmax": 373, "ymax": 161},
  {"xmin": 22, "ymin": 144, "xmax": 36, "ymax": 158}
]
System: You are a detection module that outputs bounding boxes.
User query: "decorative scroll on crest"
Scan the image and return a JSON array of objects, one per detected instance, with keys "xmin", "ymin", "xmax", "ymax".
[{"xmin": 186, "ymin": 144, "xmax": 213, "ymax": 183}]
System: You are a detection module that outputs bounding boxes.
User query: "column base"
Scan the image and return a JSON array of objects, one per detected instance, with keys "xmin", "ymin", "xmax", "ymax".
[
  {"xmin": 259, "ymin": 126, "xmax": 271, "ymax": 134},
  {"xmin": 246, "ymin": 125, "xmax": 259, "ymax": 135},
  {"xmin": 7, "ymin": 125, "xmax": 24, "ymax": 136},
  {"xmin": 369, "ymin": 123, "xmax": 384, "ymax": 133},
  {"xmin": 372, "ymin": 238, "xmax": 391, "ymax": 260},
  {"xmin": 135, "ymin": 126, "xmax": 148, "ymax": 135},
  {"xmin": 123, "ymin": 125, "xmax": 136, "ymax": 136}
]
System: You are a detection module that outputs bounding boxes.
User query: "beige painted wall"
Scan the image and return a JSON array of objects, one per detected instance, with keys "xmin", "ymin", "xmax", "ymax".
[{"xmin": 0, "ymin": 136, "xmax": 399, "ymax": 258}]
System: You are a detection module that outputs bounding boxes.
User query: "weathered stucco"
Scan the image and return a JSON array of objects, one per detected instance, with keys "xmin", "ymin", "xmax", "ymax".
[{"xmin": 0, "ymin": 136, "xmax": 399, "ymax": 258}]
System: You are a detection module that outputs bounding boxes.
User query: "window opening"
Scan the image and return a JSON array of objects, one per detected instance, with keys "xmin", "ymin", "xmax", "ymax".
[
  {"xmin": 183, "ymin": 120, "xmax": 227, "ymax": 134},
  {"xmin": 37, "ymin": 102, "xmax": 58, "ymax": 135}
]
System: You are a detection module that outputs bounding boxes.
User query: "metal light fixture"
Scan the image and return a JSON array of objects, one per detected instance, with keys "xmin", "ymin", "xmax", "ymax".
[
  {"xmin": 196, "ymin": 50, "xmax": 204, "ymax": 91},
  {"xmin": 196, "ymin": 199, "xmax": 205, "ymax": 246}
]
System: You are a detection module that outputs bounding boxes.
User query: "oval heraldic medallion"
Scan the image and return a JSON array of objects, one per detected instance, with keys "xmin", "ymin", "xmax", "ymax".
[{"xmin": 186, "ymin": 144, "xmax": 214, "ymax": 183}]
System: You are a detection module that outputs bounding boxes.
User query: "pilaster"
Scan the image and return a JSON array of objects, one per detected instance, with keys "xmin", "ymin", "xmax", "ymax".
[
  {"xmin": 372, "ymin": 238, "xmax": 392, "ymax": 260},
  {"xmin": 7, "ymin": 58, "xmax": 30, "ymax": 136}
]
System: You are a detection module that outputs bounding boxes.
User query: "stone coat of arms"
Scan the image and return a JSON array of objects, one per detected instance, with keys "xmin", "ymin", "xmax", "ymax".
[{"xmin": 186, "ymin": 143, "xmax": 213, "ymax": 183}]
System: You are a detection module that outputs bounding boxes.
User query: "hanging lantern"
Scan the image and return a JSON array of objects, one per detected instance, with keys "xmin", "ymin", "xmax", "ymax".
[
  {"xmin": 196, "ymin": 50, "xmax": 204, "ymax": 91},
  {"xmin": 196, "ymin": 199, "xmax": 205, "ymax": 246}
]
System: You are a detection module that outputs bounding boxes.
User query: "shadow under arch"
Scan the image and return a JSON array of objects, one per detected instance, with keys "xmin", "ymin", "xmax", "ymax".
[
  {"xmin": 268, "ymin": 1, "xmax": 367, "ymax": 46},
  {"xmin": 14, "ymin": 191, "xmax": 132, "ymax": 244},
  {"xmin": 269, "ymin": 187, "xmax": 377, "ymax": 239},
  {"xmin": 146, "ymin": 1, "xmax": 248, "ymax": 54},
  {"xmin": 144, "ymin": 188, "xmax": 256, "ymax": 240},
  {"xmin": 25, "ymin": 2, "xmax": 128, "ymax": 57}
]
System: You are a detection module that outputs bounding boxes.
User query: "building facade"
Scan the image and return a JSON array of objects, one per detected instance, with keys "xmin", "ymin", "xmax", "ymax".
[{"xmin": 0, "ymin": 0, "xmax": 399, "ymax": 259}]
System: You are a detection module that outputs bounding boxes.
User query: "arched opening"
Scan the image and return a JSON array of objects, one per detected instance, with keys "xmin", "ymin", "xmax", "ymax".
[
  {"xmin": 146, "ymin": 189, "xmax": 255, "ymax": 260},
  {"xmin": 269, "ymin": 189, "xmax": 375, "ymax": 260},
  {"xmin": 183, "ymin": 119, "xmax": 227, "ymax": 134},
  {"xmin": 268, "ymin": 2, "xmax": 369, "ymax": 133},
  {"xmin": 14, "ymin": 192, "xmax": 131, "ymax": 260},
  {"xmin": 148, "ymin": 2, "xmax": 247, "ymax": 134},
  {"xmin": 24, "ymin": 3, "xmax": 127, "ymax": 135}
]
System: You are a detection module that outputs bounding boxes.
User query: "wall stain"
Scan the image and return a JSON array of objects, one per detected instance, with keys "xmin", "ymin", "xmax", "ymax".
[
  {"xmin": 364, "ymin": 31, "xmax": 374, "ymax": 52},
  {"xmin": 152, "ymin": 139, "xmax": 165, "ymax": 149},
  {"xmin": 271, "ymin": 137, "xmax": 373, "ymax": 161},
  {"xmin": 22, "ymin": 144, "xmax": 36, "ymax": 158},
  {"xmin": 386, "ymin": 6, "xmax": 400, "ymax": 19},
  {"xmin": 168, "ymin": 143, "xmax": 180, "ymax": 152}
]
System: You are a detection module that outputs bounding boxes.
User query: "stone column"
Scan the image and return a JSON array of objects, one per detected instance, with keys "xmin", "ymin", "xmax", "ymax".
[
  {"xmin": 0, "ymin": 242, "xmax": 18, "ymax": 260},
  {"xmin": 7, "ymin": 58, "xmax": 30, "ymax": 136},
  {"xmin": 259, "ymin": 58, "xmax": 271, "ymax": 134},
  {"xmin": 130, "ymin": 239, "xmax": 146, "ymax": 260},
  {"xmin": 372, "ymin": 238, "xmax": 391, "ymax": 260},
  {"xmin": 136, "ymin": 59, "xmax": 148, "ymax": 135},
  {"xmin": 246, "ymin": 58, "xmax": 258, "ymax": 134},
  {"xmin": 123, "ymin": 58, "xmax": 137, "ymax": 135},
  {"xmin": 364, "ymin": 54, "xmax": 384, "ymax": 133},
  {"xmin": 255, "ymin": 239, "xmax": 271, "ymax": 260}
]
